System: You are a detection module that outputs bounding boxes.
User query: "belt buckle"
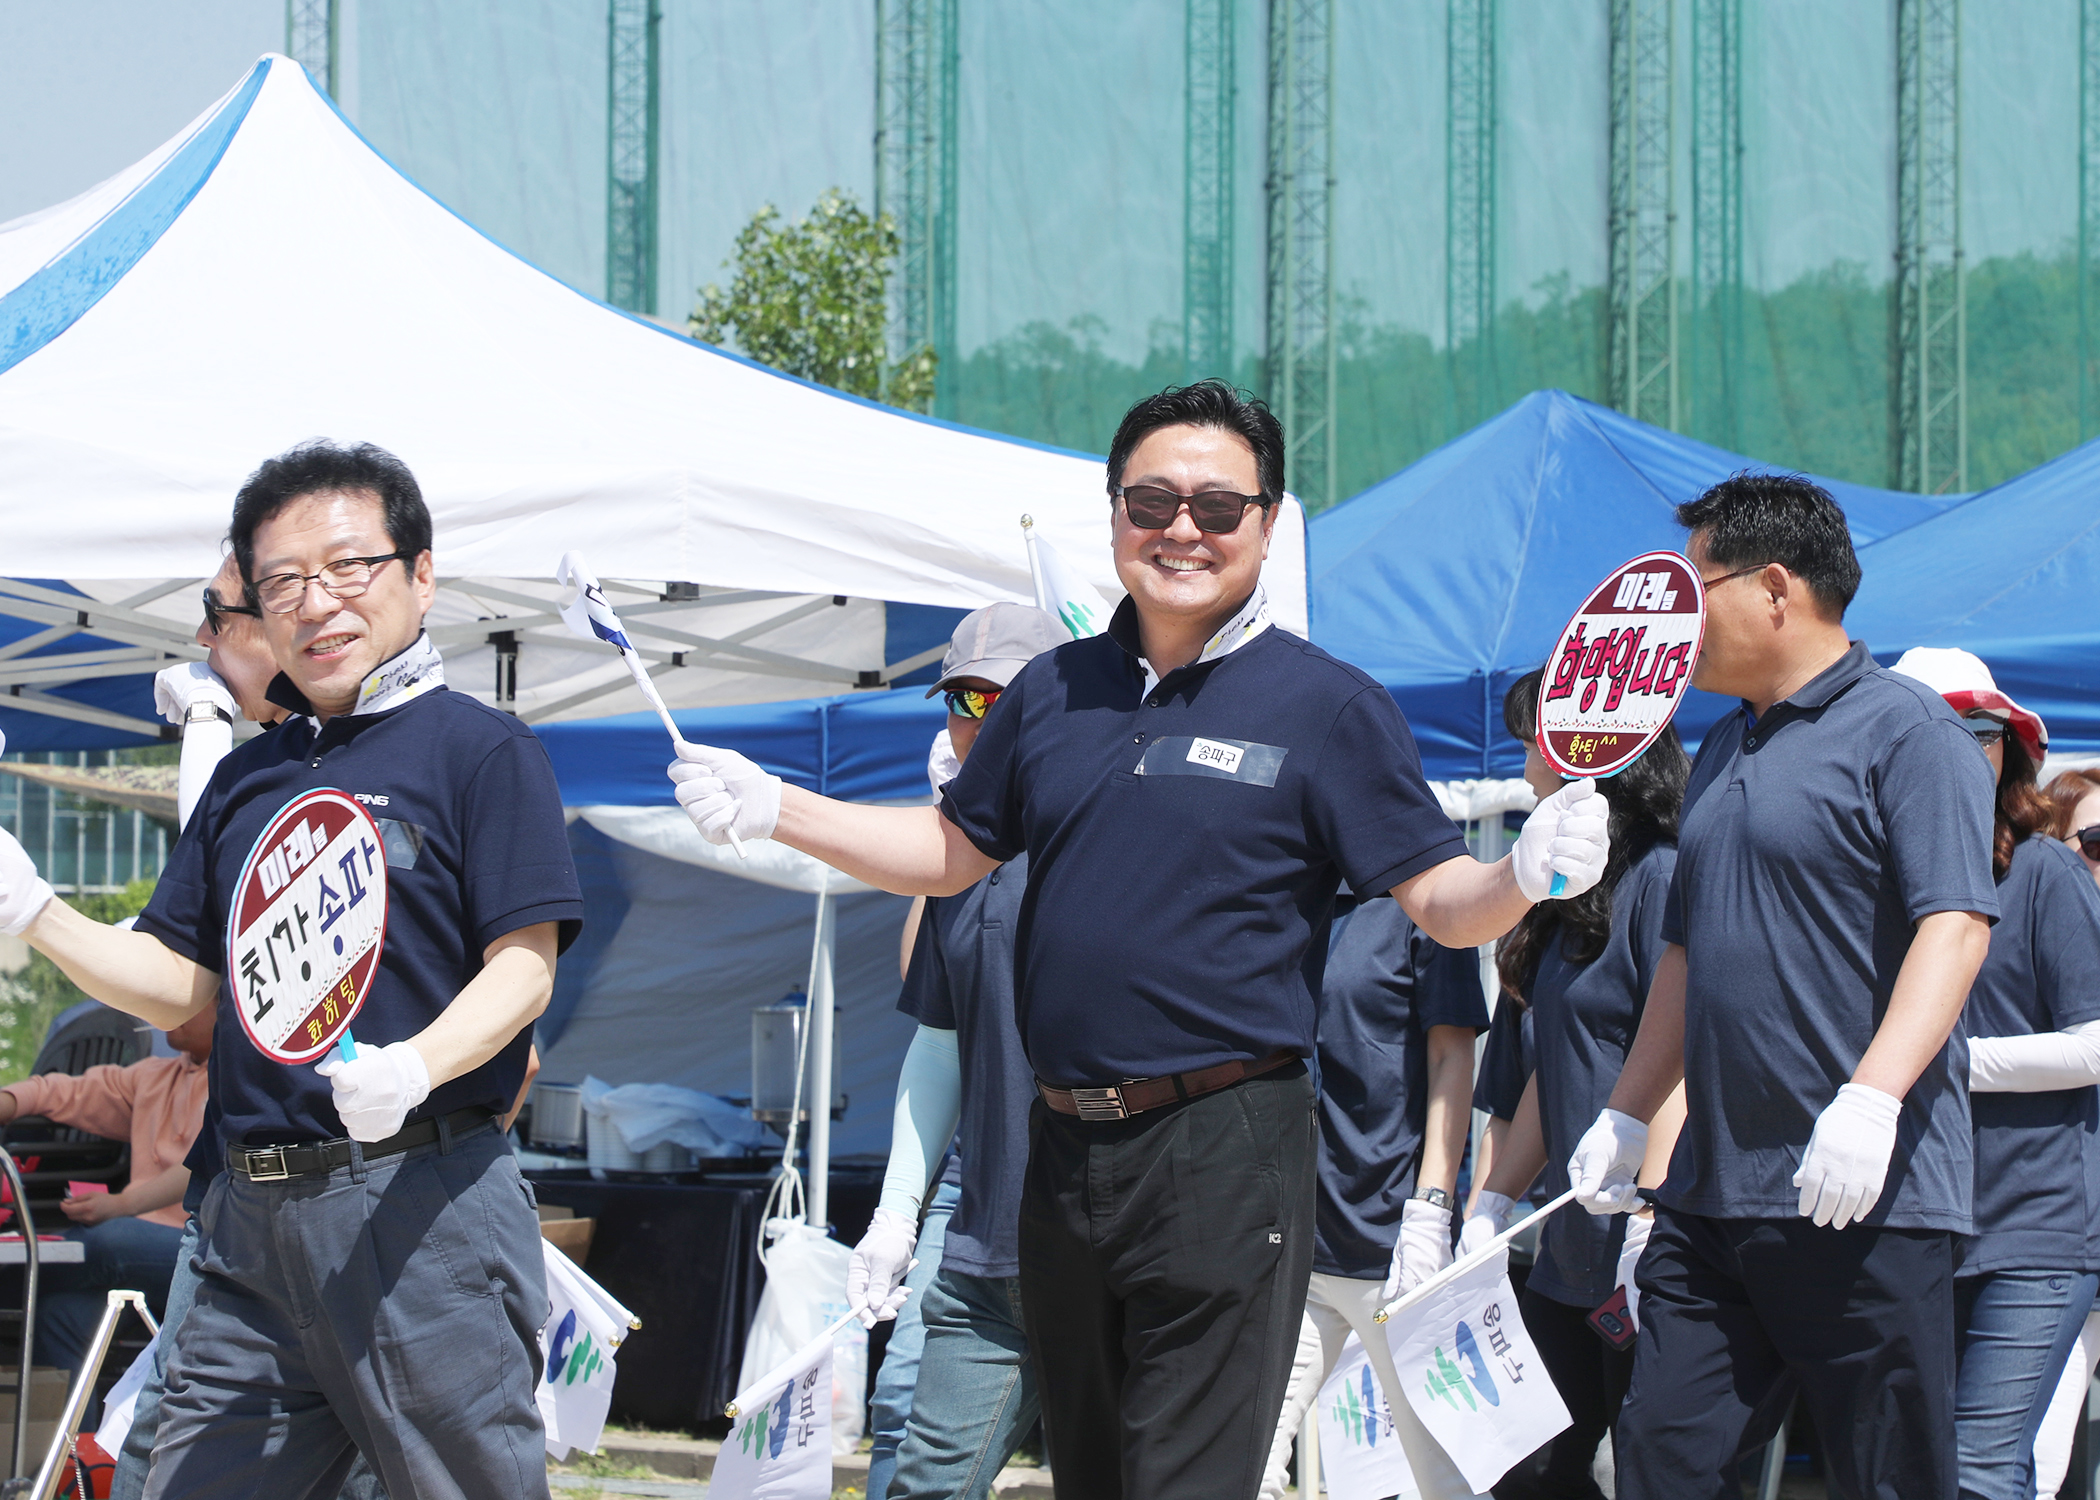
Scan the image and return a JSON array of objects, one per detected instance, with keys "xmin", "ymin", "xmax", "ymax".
[
  {"xmin": 242, "ymin": 1145, "xmax": 290, "ymax": 1182},
  {"xmin": 1068, "ymin": 1086, "xmax": 1128, "ymax": 1122}
]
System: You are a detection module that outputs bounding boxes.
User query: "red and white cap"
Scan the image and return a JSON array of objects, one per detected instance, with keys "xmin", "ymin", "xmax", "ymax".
[{"xmin": 1891, "ymin": 647, "xmax": 2048, "ymax": 760}]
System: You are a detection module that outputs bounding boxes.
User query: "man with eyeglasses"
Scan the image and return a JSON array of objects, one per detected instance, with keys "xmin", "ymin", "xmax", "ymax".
[
  {"xmin": 1568, "ymin": 473, "xmax": 1998, "ymax": 1500},
  {"xmin": 0, "ymin": 440, "xmax": 581, "ymax": 1500},
  {"xmin": 666, "ymin": 380, "xmax": 1611, "ymax": 1499}
]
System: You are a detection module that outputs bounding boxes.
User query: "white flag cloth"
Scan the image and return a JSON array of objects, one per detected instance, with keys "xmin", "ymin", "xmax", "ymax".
[
  {"xmin": 1023, "ymin": 523, "xmax": 1112, "ymax": 638},
  {"xmin": 537, "ymin": 1239, "xmax": 639, "ymax": 1460},
  {"xmin": 1386, "ymin": 1247, "xmax": 1571, "ymax": 1492},
  {"xmin": 1313, "ymin": 1332, "xmax": 1419, "ymax": 1500},
  {"xmin": 93, "ymin": 1333, "xmax": 159, "ymax": 1458},
  {"xmin": 711, "ymin": 1326, "xmax": 836, "ymax": 1500}
]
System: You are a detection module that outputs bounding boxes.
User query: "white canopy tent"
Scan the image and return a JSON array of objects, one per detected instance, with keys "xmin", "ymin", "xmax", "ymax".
[{"xmin": 0, "ymin": 54, "xmax": 1309, "ymax": 1223}]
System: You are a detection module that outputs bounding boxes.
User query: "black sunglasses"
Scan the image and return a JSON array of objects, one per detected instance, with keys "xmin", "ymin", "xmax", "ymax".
[
  {"xmin": 2076, "ymin": 825, "xmax": 2100, "ymax": 861},
  {"xmin": 1115, "ymin": 484, "xmax": 1271, "ymax": 535},
  {"xmin": 201, "ymin": 586, "xmax": 260, "ymax": 635}
]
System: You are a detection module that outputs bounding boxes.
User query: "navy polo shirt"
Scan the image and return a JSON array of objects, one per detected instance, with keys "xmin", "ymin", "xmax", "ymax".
[
  {"xmin": 940, "ymin": 596, "xmax": 1468, "ymax": 1087},
  {"xmin": 1963, "ymin": 835, "xmax": 2100, "ymax": 1276},
  {"xmin": 1312, "ymin": 897, "xmax": 1486, "ymax": 1279},
  {"xmin": 1660, "ymin": 642, "xmax": 1998, "ymax": 1231},
  {"xmin": 1525, "ymin": 841, "xmax": 1675, "ymax": 1307},
  {"xmin": 1474, "ymin": 995, "xmax": 1534, "ymax": 1121},
  {"xmin": 897, "ymin": 853, "xmax": 1033, "ymax": 1280},
  {"xmin": 138, "ymin": 683, "xmax": 583, "ymax": 1149}
]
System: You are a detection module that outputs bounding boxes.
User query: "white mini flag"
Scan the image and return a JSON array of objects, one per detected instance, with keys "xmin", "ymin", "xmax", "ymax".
[
  {"xmin": 538, "ymin": 1240, "xmax": 638, "ymax": 1461},
  {"xmin": 1313, "ymin": 1333, "xmax": 1418, "ymax": 1500},
  {"xmin": 711, "ymin": 1327, "xmax": 835, "ymax": 1500},
  {"xmin": 1385, "ymin": 1247, "xmax": 1570, "ymax": 1493},
  {"xmin": 1023, "ymin": 522, "xmax": 1112, "ymax": 639},
  {"xmin": 93, "ymin": 1334, "xmax": 158, "ymax": 1459}
]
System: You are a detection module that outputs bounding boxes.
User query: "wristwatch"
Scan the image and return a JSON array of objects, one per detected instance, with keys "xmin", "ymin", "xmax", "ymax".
[
  {"xmin": 184, "ymin": 702, "xmax": 233, "ymax": 725},
  {"xmin": 1410, "ymin": 1185, "xmax": 1453, "ymax": 1211}
]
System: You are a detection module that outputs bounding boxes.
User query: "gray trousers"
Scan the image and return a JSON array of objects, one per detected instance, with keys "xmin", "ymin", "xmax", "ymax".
[{"xmin": 141, "ymin": 1122, "xmax": 550, "ymax": 1500}]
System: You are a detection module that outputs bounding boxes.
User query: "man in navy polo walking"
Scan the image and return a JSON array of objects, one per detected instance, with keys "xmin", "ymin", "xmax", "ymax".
[{"xmin": 665, "ymin": 381, "xmax": 1614, "ymax": 1499}]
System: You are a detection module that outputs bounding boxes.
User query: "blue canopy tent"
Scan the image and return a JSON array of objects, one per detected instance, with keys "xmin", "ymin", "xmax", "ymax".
[
  {"xmin": 1308, "ymin": 390, "xmax": 1967, "ymax": 781},
  {"xmin": 1849, "ymin": 435, "xmax": 2100, "ymax": 755}
]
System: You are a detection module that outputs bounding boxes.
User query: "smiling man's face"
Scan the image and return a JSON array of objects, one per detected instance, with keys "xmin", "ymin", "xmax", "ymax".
[
  {"xmin": 250, "ymin": 488, "xmax": 434, "ymax": 719},
  {"xmin": 1110, "ymin": 422, "xmax": 1274, "ymax": 630}
]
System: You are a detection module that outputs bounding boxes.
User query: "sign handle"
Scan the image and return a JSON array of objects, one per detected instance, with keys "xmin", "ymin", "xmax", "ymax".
[
  {"xmin": 337, "ymin": 1032, "xmax": 358, "ymax": 1064},
  {"xmin": 1548, "ymin": 872, "xmax": 1567, "ymax": 898}
]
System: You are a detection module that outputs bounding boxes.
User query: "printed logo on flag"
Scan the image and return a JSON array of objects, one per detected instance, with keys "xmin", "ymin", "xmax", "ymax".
[
  {"xmin": 1422, "ymin": 1309, "xmax": 1518, "ymax": 1411},
  {"xmin": 1536, "ymin": 549, "xmax": 1706, "ymax": 779},
  {"xmin": 544, "ymin": 1309, "xmax": 606, "ymax": 1389},
  {"xmin": 226, "ymin": 788, "xmax": 386, "ymax": 1063},
  {"xmin": 1313, "ymin": 1334, "xmax": 1416, "ymax": 1500}
]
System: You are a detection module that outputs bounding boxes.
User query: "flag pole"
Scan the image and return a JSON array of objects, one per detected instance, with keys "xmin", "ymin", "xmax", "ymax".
[
  {"xmin": 1372, "ymin": 1188, "xmax": 1581, "ymax": 1325},
  {"xmin": 724, "ymin": 1302, "xmax": 879, "ymax": 1418},
  {"xmin": 1020, "ymin": 515, "xmax": 1051, "ymax": 613}
]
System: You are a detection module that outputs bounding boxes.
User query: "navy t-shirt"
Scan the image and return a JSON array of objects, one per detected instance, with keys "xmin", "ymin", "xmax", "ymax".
[
  {"xmin": 941, "ymin": 597, "xmax": 1468, "ymax": 1086},
  {"xmin": 1963, "ymin": 835, "xmax": 2100, "ymax": 1276},
  {"xmin": 1312, "ymin": 897, "xmax": 1486, "ymax": 1279},
  {"xmin": 1660, "ymin": 643, "xmax": 1998, "ymax": 1230},
  {"xmin": 1474, "ymin": 997, "xmax": 1534, "ymax": 1121},
  {"xmin": 1525, "ymin": 841, "xmax": 1675, "ymax": 1307},
  {"xmin": 138, "ymin": 685, "xmax": 583, "ymax": 1149},
  {"xmin": 897, "ymin": 853, "xmax": 1033, "ymax": 1280}
]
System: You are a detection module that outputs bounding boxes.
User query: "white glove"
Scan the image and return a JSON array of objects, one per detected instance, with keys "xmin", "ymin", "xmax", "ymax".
[
  {"xmin": 314, "ymin": 1040, "xmax": 431, "ymax": 1143},
  {"xmin": 666, "ymin": 741, "xmax": 782, "ymax": 845},
  {"xmin": 1382, "ymin": 1198, "xmax": 1454, "ymax": 1302},
  {"xmin": 1615, "ymin": 1210, "xmax": 1653, "ymax": 1331},
  {"xmin": 153, "ymin": 662, "xmax": 238, "ymax": 725},
  {"xmin": 0, "ymin": 827, "xmax": 54, "ymax": 939},
  {"xmin": 927, "ymin": 729, "xmax": 961, "ymax": 796},
  {"xmin": 1458, "ymin": 1190, "xmax": 1515, "ymax": 1258},
  {"xmin": 1793, "ymin": 1082, "xmax": 1902, "ymax": 1229},
  {"xmin": 845, "ymin": 1206, "xmax": 919, "ymax": 1328},
  {"xmin": 1512, "ymin": 777, "xmax": 1611, "ymax": 901},
  {"xmin": 1569, "ymin": 1107, "xmax": 1648, "ymax": 1215}
]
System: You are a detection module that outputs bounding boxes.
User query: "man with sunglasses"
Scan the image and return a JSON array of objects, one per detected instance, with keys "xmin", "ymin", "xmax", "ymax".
[
  {"xmin": 0, "ymin": 440, "xmax": 581, "ymax": 1500},
  {"xmin": 667, "ymin": 380, "xmax": 1611, "ymax": 1499},
  {"xmin": 1570, "ymin": 473, "xmax": 1998, "ymax": 1500}
]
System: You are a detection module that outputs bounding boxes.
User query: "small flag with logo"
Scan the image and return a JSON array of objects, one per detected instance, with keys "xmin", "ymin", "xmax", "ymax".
[
  {"xmin": 711, "ymin": 1325, "xmax": 836, "ymax": 1500},
  {"xmin": 537, "ymin": 1239, "xmax": 638, "ymax": 1460},
  {"xmin": 1385, "ymin": 1246, "xmax": 1570, "ymax": 1492},
  {"xmin": 1022, "ymin": 520, "xmax": 1112, "ymax": 639},
  {"xmin": 1313, "ymin": 1333, "xmax": 1417, "ymax": 1500}
]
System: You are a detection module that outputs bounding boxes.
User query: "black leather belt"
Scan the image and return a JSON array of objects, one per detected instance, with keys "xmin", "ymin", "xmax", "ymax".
[{"xmin": 227, "ymin": 1107, "xmax": 498, "ymax": 1182}]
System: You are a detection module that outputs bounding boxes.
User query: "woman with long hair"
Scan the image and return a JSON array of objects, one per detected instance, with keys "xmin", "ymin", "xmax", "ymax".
[
  {"xmin": 1893, "ymin": 648, "xmax": 2100, "ymax": 1500},
  {"xmin": 1459, "ymin": 668, "xmax": 1688, "ymax": 1500}
]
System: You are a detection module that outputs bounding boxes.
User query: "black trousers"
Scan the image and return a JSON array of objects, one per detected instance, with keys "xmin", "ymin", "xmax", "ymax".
[
  {"xmin": 1492, "ymin": 1285, "xmax": 1634, "ymax": 1500},
  {"xmin": 1017, "ymin": 1061, "xmax": 1316, "ymax": 1500},
  {"xmin": 1614, "ymin": 1207, "xmax": 1957, "ymax": 1500}
]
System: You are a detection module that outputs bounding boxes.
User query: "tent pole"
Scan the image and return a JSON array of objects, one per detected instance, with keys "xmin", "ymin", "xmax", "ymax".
[{"xmin": 807, "ymin": 891, "xmax": 836, "ymax": 1230}]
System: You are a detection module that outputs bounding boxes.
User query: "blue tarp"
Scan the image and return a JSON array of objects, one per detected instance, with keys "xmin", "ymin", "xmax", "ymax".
[
  {"xmin": 1849, "ymin": 434, "xmax": 2100, "ymax": 754},
  {"xmin": 1307, "ymin": 390, "xmax": 1968, "ymax": 781}
]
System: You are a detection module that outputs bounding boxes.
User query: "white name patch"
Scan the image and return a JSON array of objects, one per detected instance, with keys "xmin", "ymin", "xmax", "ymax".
[{"xmin": 1187, "ymin": 737, "xmax": 1244, "ymax": 775}]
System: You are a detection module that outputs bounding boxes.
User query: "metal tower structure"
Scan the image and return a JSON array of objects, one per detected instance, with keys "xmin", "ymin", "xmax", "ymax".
[
  {"xmin": 876, "ymin": 0, "xmax": 960, "ymax": 414},
  {"xmin": 1892, "ymin": 0, "xmax": 1964, "ymax": 492},
  {"xmin": 2081, "ymin": 0, "xmax": 2100, "ymax": 439},
  {"xmin": 1609, "ymin": 0, "xmax": 1677, "ymax": 430},
  {"xmin": 1184, "ymin": 0, "xmax": 1237, "ymax": 383},
  {"xmin": 1690, "ymin": 0, "xmax": 1742, "ymax": 448},
  {"xmin": 285, "ymin": 0, "xmax": 337, "ymax": 95},
  {"xmin": 1265, "ymin": 0, "xmax": 1336, "ymax": 509},
  {"xmin": 1446, "ymin": 0, "xmax": 1497, "ymax": 429},
  {"xmin": 605, "ymin": 0, "xmax": 661, "ymax": 315}
]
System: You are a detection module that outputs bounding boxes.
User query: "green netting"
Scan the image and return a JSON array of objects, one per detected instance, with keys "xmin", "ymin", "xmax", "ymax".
[{"xmin": 338, "ymin": 0, "xmax": 2093, "ymax": 507}]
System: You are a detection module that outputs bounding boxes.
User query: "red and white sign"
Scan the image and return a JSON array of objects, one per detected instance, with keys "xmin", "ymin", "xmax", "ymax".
[
  {"xmin": 1536, "ymin": 550, "xmax": 1706, "ymax": 779},
  {"xmin": 226, "ymin": 788, "xmax": 387, "ymax": 1064}
]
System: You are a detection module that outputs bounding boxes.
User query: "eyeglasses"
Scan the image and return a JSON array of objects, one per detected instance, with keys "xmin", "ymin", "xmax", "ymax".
[
  {"xmin": 200, "ymin": 586, "xmax": 260, "ymax": 635},
  {"xmin": 943, "ymin": 687, "xmax": 1002, "ymax": 720},
  {"xmin": 1960, "ymin": 718, "xmax": 2006, "ymax": 747},
  {"xmin": 1697, "ymin": 563, "xmax": 1772, "ymax": 590},
  {"xmin": 249, "ymin": 551, "xmax": 413, "ymax": 614},
  {"xmin": 1114, "ymin": 485, "xmax": 1271, "ymax": 535},
  {"xmin": 2074, "ymin": 825, "xmax": 2100, "ymax": 861}
]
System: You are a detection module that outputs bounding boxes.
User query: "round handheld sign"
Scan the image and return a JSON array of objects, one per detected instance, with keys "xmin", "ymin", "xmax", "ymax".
[
  {"xmin": 1535, "ymin": 549, "xmax": 1706, "ymax": 780},
  {"xmin": 226, "ymin": 788, "xmax": 388, "ymax": 1064}
]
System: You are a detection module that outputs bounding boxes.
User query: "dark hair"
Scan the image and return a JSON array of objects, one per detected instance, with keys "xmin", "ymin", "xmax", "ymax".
[
  {"xmin": 229, "ymin": 440, "xmax": 432, "ymax": 591},
  {"xmin": 1105, "ymin": 381, "xmax": 1286, "ymax": 505},
  {"xmin": 1674, "ymin": 471, "xmax": 1861, "ymax": 619},
  {"xmin": 2047, "ymin": 768, "xmax": 2100, "ymax": 840},
  {"xmin": 1990, "ymin": 734, "xmax": 2056, "ymax": 881},
  {"xmin": 1495, "ymin": 667, "xmax": 1689, "ymax": 1006}
]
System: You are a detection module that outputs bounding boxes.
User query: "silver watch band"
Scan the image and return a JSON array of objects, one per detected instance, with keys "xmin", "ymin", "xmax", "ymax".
[
  {"xmin": 1410, "ymin": 1185, "xmax": 1453, "ymax": 1211},
  {"xmin": 184, "ymin": 702, "xmax": 233, "ymax": 725}
]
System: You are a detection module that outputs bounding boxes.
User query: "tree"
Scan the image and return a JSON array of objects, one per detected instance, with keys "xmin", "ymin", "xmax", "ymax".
[{"xmin": 689, "ymin": 188, "xmax": 937, "ymax": 413}]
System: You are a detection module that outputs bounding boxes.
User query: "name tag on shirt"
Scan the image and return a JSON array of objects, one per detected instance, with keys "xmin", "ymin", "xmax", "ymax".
[{"xmin": 1134, "ymin": 735, "xmax": 1287, "ymax": 787}]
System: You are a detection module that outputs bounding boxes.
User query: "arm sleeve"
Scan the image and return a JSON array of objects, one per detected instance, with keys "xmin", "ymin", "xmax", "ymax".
[
  {"xmin": 1625, "ymin": 850, "xmax": 1678, "ymax": 1020},
  {"xmin": 2033, "ymin": 844, "xmax": 2100, "ymax": 1031},
  {"xmin": 1970, "ymin": 1020, "xmax": 2100, "ymax": 1093},
  {"xmin": 460, "ymin": 728, "xmax": 586, "ymax": 954},
  {"xmin": 896, "ymin": 898, "xmax": 956, "ymax": 1029},
  {"xmin": 1874, "ymin": 717, "xmax": 2002, "ymax": 924},
  {"xmin": 1415, "ymin": 935, "xmax": 1490, "ymax": 1032},
  {"xmin": 939, "ymin": 669, "xmax": 1031, "ymax": 863},
  {"xmin": 176, "ymin": 720, "xmax": 234, "ymax": 832},
  {"xmin": 1311, "ymin": 687, "xmax": 1469, "ymax": 896},
  {"xmin": 4, "ymin": 1063, "xmax": 143, "ymax": 1140},
  {"xmin": 878, "ymin": 1025, "xmax": 963, "ymax": 1217},
  {"xmin": 1473, "ymin": 1000, "xmax": 1533, "ymax": 1119}
]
